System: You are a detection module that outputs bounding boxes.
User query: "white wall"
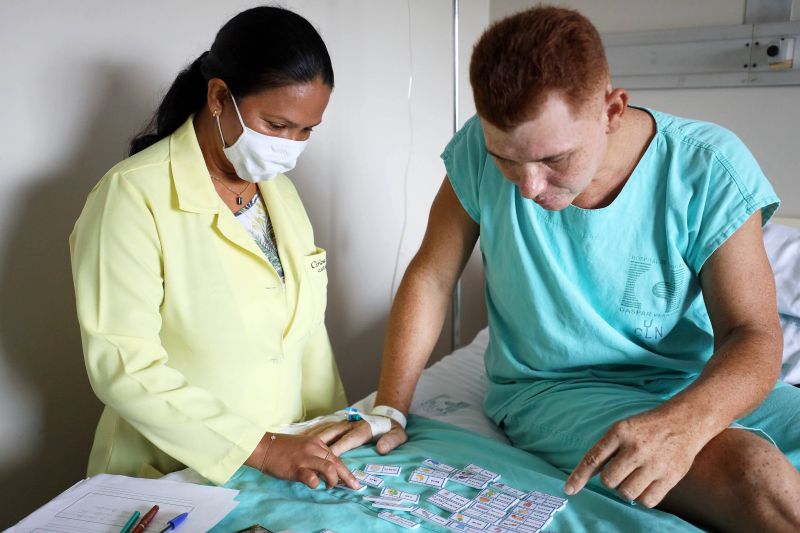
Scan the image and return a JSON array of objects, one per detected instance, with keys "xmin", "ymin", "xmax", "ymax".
[
  {"xmin": 0, "ymin": 0, "xmax": 489, "ymax": 525},
  {"xmin": 302, "ymin": 0, "xmax": 489, "ymax": 403},
  {"xmin": 490, "ymin": 0, "xmax": 800, "ymax": 215}
]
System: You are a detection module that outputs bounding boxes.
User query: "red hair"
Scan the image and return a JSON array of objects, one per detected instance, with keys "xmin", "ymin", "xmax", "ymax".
[{"xmin": 470, "ymin": 5, "xmax": 609, "ymax": 129}]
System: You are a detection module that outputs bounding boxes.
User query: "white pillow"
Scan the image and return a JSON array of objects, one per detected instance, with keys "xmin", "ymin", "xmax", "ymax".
[
  {"xmin": 763, "ymin": 223, "xmax": 800, "ymax": 318},
  {"xmin": 780, "ymin": 315, "xmax": 800, "ymax": 385}
]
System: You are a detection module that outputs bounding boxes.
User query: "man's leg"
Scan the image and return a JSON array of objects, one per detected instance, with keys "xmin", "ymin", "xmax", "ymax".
[
  {"xmin": 501, "ymin": 379, "xmax": 800, "ymax": 530},
  {"xmin": 659, "ymin": 382, "xmax": 800, "ymax": 531},
  {"xmin": 499, "ymin": 379, "xmax": 664, "ymax": 479},
  {"xmin": 658, "ymin": 428, "xmax": 800, "ymax": 532}
]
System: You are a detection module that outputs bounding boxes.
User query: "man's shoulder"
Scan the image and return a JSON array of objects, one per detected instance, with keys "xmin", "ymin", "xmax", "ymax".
[
  {"xmin": 443, "ymin": 114, "xmax": 487, "ymax": 158},
  {"xmin": 441, "ymin": 114, "xmax": 494, "ymax": 184},
  {"xmin": 647, "ymin": 107, "xmax": 749, "ymax": 160}
]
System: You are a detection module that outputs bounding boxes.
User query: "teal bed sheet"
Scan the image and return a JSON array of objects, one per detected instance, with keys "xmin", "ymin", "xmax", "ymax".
[{"xmin": 213, "ymin": 415, "xmax": 701, "ymax": 532}]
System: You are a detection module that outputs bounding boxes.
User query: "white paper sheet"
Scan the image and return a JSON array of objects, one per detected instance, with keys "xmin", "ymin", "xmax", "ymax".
[{"xmin": 8, "ymin": 474, "xmax": 239, "ymax": 533}]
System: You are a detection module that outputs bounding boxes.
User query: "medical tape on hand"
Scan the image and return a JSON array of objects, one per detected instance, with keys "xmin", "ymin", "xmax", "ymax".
[{"xmin": 361, "ymin": 413, "xmax": 392, "ymax": 440}]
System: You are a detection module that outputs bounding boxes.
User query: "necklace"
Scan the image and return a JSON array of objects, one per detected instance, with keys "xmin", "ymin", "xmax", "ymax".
[{"xmin": 211, "ymin": 174, "xmax": 251, "ymax": 205}]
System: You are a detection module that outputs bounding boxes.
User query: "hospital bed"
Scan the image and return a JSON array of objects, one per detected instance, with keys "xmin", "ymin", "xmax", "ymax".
[{"xmin": 207, "ymin": 217, "xmax": 800, "ymax": 532}]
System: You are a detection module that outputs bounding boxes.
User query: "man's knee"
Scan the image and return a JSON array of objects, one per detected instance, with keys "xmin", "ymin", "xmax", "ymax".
[
  {"xmin": 662, "ymin": 428, "xmax": 800, "ymax": 531},
  {"xmin": 700, "ymin": 429, "xmax": 797, "ymax": 492}
]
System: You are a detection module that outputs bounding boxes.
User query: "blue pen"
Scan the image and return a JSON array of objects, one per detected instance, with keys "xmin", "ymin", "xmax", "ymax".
[
  {"xmin": 156, "ymin": 512, "xmax": 188, "ymax": 533},
  {"xmin": 120, "ymin": 510, "xmax": 140, "ymax": 533}
]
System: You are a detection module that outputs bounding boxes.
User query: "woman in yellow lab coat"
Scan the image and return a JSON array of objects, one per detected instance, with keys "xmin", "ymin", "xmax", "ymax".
[{"xmin": 70, "ymin": 6, "xmax": 360, "ymax": 490}]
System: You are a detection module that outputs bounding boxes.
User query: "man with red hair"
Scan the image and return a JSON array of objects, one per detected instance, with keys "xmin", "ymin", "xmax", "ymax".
[{"xmin": 334, "ymin": 6, "xmax": 800, "ymax": 530}]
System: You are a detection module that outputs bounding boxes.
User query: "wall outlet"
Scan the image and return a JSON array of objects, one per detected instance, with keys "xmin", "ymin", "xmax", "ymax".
[{"xmin": 766, "ymin": 37, "xmax": 795, "ymax": 69}]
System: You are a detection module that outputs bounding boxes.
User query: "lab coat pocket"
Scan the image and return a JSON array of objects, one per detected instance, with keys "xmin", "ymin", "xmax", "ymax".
[{"xmin": 303, "ymin": 248, "xmax": 328, "ymax": 327}]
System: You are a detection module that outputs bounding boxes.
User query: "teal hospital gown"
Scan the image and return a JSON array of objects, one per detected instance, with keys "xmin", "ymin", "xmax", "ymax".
[{"xmin": 442, "ymin": 107, "xmax": 799, "ymax": 486}]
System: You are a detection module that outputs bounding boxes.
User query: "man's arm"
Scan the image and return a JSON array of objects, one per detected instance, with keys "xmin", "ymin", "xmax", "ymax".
[
  {"xmin": 326, "ymin": 177, "xmax": 479, "ymax": 455},
  {"xmin": 565, "ymin": 211, "xmax": 783, "ymax": 507},
  {"xmin": 666, "ymin": 210, "xmax": 782, "ymax": 431}
]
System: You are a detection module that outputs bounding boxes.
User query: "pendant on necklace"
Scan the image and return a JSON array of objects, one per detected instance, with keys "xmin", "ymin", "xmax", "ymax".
[{"xmin": 236, "ymin": 196, "xmax": 243, "ymax": 206}]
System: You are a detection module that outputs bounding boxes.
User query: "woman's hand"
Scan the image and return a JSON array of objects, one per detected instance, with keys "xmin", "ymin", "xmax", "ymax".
[{"xmin": 246, "ymin": 432, "xmax": 361, "ymax": 490}]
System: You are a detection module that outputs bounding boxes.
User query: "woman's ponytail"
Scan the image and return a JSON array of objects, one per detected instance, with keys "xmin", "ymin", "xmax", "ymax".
[{"xmin": 128, "ymin": 52, "xmax": 209, "ymax": 156}]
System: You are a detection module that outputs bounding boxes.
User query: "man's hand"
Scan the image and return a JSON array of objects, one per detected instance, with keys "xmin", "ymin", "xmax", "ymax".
[
  {"xmin": 304, "ymin": 419, "xmax": 408, "ymax": 456},
  {"xmin": 564, "ymin": 405, "xmax": 712, "ymax": 508}
]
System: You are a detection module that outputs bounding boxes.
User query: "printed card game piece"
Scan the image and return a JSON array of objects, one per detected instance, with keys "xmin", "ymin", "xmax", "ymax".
[
  {"xmin": 352, "ymin": 469, "xmax": 384, "ymax": 488},
  {"xmin": 422, "ymin": 458, "xmax": 458, "ymax": 474},
  {"xmin": 377, "ymin": 511, "xmax": 420, "ymax": 529},
  {"xmin": 361, "ymin": 496, "xmax": 414, "ymax": 511},
  {"xmin": 489, "ymin": 482, "xmax": 529, "ymax": 500},
  {"xmin": 503, "ymin": 507, "xmax": 550, "ymax": 531},
  {"xmin": 450, "ymin": 512, "xmax": 491, "ymax": 529},
  {"xmin": 461, "ymin": 502, "xmax": 507, "ymax": 524},
  {"xmin": 509, "ymin": 492, "xmax": 568, "ymax": 532},
  {"xmin": 408, "ymin": 469, "xmax": 448, "ymax": 488},
  {"xmin": 498, "ymin": 518, "xmax": 537, "ymax": 533},
  {"xmin": 364, "ymin": 464, "xmax": 402, "ymax": 476},
  {"xmin": 464, "ymin": 464, "xmax": 500, "ymax": 482},
  {"xmin": 523, "ymin": 492, "xmax": 547, "ymax": 503},
  {"xmin": 514, "ymin": 500, "xmax": 564, "ymax": 525},
  {"xmin": 444, "ymin": 520, "xmax": 485, "ymax": 532},
  {"xmin": 371, "ymin": 499, "xmax": 416, "ymax": 512},
  {"xmin": 450, "ymin": 471, "xmax": 491, "ymax": 490},
  {"xmin": 501, "ymin": 512, "xmax": 542, "ymax": 532},
  {"xmin": 524, "ymin": 491, "xmax": 568, "ymax": 512},
  {"xmin": 525, "ymin": 491, "xmax": 563, "ymax": 503},
  {"xmin": 524, "ymin": 516, "xmax": 549, "ymax": 529},
  {"xmin": 334, "ymin": 480, "xmax": 365, "ymax": 491},
  {"xmin": 427, "ymin": 488, "xmax": 472, "ymax": 513},
  {"xmin": 507, "ymin": 505, "xmax": 533, "ymax": 518},
  {"xmin": 410, "ymin": 507, "xmax": 451, "ymax": 526},
  {"xmin": 474, "ymin": 488, "xmax": 519, "ymax": 512},
  {"xmin": 381, "ymin": 487, "xmax": 420, "ymax": 503}
]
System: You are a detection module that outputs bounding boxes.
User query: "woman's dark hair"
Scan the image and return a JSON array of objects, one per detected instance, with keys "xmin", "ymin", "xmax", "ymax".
[{"xmin": 129, "ymin": 6, "xmax": 334, "ymax": 155}]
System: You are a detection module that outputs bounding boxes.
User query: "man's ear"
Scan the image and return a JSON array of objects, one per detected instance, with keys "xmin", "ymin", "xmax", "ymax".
[{"xmin": 604, "ymin": 87, "xmax": 628, "ymax": 135}]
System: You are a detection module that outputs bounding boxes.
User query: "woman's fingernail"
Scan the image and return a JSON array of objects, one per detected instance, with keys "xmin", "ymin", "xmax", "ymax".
[{"xmin": 564, "ymin": 484, "xmax": 575, "ymax": 496}]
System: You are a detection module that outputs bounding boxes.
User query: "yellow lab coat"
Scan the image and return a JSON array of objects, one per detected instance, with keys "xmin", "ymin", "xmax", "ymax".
[{"xmin": 69, "ymin": 116, "xmax": 346, "ymax": 485}]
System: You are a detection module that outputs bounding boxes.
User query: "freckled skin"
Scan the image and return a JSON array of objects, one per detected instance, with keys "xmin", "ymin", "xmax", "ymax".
[
  {"xmin": 480, "ymin": 92, "xmax": 800, "ymax": 532},
  {"xmin": 481, "ymin": 90, "xmax": 638, "ymax": 211},
  {"xmin": 325, "ymin": 87, "xmax": 800, "ymax": 531}
]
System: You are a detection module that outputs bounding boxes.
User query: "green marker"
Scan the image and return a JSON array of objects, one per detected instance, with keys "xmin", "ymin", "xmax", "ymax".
[{"xmin": 120, "ymin": 510, "xmax": 140, "ymax": 533}]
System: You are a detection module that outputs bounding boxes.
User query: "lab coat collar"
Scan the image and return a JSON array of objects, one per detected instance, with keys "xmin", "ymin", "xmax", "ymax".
[
  {"xmin": 168, "ymin": 116, "xmax": 299, "ymax": 307},
  {"xmin": 169, "ymin": 115, "xmax": 220, "ymax": 214},
  {"xmin": 168, "ymin": 116, "xmax": 275, "ymax": 271}
]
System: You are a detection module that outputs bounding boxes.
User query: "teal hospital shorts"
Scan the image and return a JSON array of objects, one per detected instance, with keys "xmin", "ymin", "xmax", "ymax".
[{"xmin": 498, "ymin": 378, "xmax": 800, "ymax": 494}]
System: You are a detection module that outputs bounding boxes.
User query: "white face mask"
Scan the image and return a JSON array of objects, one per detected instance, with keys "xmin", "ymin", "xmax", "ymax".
[{"xmin": 215, "ymin": 95, "xmax": 308, "ymax": 183}]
